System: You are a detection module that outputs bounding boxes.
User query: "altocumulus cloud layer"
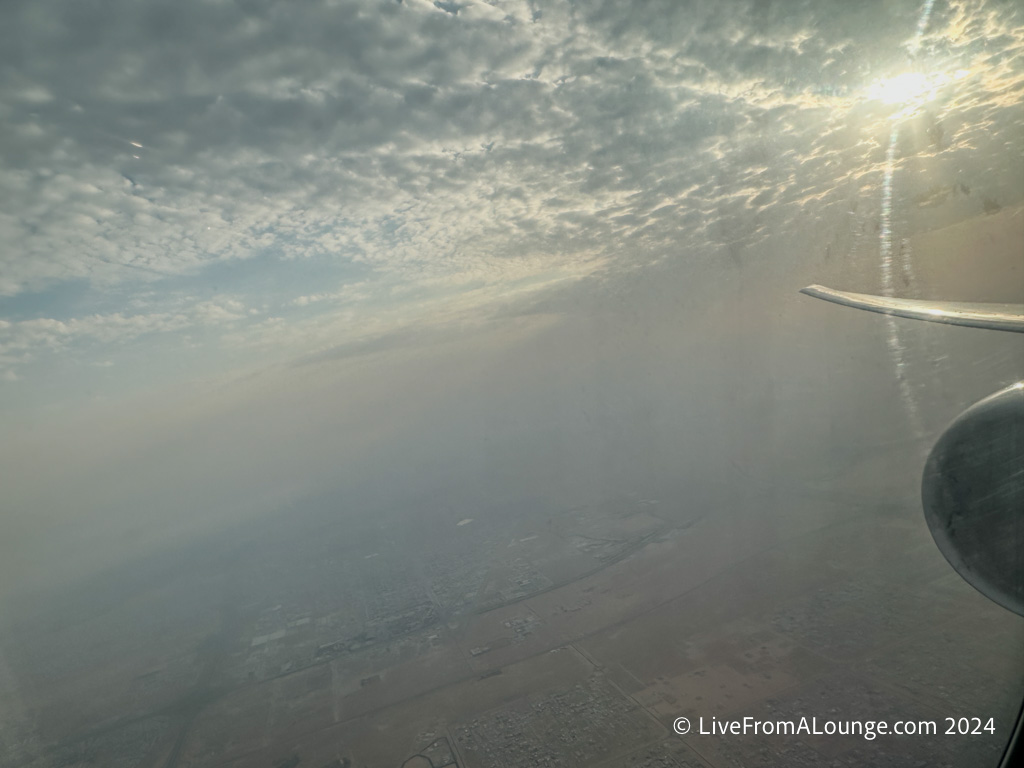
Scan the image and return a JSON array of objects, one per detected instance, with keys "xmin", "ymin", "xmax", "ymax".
[{"xmin": 1, "ymin": 0, "xmax": 1022, "ymax": 389}]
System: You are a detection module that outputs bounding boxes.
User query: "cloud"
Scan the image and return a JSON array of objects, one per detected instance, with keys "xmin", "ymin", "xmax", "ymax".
[
  {"xmin": 0, "ymin": 0, "xmax": 1021, "ymax": 386},
  {"xmin": 0, "ymin": 297, "xmax": 249, "ymax": 367},
  {"xmin": 291, "ymin": 281, "xmax": 370, "ymax": 306}
]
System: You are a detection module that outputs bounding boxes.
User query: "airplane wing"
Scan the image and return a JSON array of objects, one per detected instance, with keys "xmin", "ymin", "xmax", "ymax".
[{"xmin": 800, "ymin": 284, "xmax": 1024, "ymax": 333}]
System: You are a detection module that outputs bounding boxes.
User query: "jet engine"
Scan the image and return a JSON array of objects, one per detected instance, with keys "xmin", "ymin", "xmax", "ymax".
[{"xmin": 921, "ymin": 382, "xmax": 1024, "ymax": 617}]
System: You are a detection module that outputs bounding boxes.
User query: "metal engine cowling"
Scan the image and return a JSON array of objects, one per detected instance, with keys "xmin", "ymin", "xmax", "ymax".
[{"xmin": 922, "ymin": 382, "xmax": 1024, "ymax": 617}]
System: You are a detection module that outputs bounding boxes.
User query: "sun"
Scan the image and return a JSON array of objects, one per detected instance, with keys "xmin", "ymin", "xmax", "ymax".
[
  {"xmin": 867, "ymin": 72, "xmax": 935, "ymax": 104},
  {"xmin": 864, "ymin": 68, "xmax": 972, "ymax": 116},
  {"xmin": 870, "ymin": 71, "xmax": 949, "ymax": 106}
]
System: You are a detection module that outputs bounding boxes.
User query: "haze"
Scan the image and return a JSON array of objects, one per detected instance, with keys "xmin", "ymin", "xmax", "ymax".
[{"xmin": 1, "ymin": 1, "xmax": 1022, "ymax": 766}]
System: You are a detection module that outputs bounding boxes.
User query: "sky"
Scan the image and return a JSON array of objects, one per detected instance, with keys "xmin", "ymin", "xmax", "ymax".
[{"xmin": 1, "ymin": 0, "xmax": 1023, "ymax": 601}]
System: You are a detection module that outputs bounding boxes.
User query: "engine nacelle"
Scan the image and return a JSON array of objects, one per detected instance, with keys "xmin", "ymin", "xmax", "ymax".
[{"xmin": 922, "ymin": 382, "xmax": 1024, "ymax": 616}]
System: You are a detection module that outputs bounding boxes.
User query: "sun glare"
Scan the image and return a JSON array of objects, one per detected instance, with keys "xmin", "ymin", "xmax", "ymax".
[{"xmin": 866, "ymin": 71, "xmax": 947, "ymax": 106}]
